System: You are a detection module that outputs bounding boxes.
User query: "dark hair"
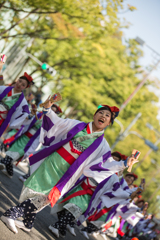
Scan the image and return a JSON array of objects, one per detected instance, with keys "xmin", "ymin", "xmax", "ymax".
[
  {"xmin": 111, "ymin": 151, "xmax": 121, "ymax": 161},
  {"xmin": 19, "ymin": 76, "xmax": 30, "ymax": 87},
  {"xmin": 52, "ymin": 104, "xmax": 57, "ymax": 108},
  {"xmin": 138, "ymin": 199, "xmax": 145, "ymax": 204},
  {"xmin": 95, "ymin": 106, "xmax": 113, "ymax": 122},
  {"xmin": 51, "ymin": 104, "xmax": 61, "ymax": 114}
]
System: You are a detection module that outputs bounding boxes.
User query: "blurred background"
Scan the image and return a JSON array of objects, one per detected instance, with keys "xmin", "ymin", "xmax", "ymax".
[{"xmin": 0, "ymin": 0, "xmax": 160, "ymax": 217}]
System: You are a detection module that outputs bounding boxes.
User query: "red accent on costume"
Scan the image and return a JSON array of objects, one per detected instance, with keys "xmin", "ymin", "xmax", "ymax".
[
  {"xmin": 3, "ymin": 135, "xmax": 15, "ymax": 144},
  {"xmin": 7, "ymin": 90, "xmax": 12, "ymax": 97},
  {"xmin": 57, "ymin": 123, "xmax": 90, "ymax": 163},
  {"xmin": 53, "ymin": 104, "xmax": 62, "ymax": 113},
  {"xmin": 24, "ymin": 131, "xmax": 33, "ymax": 139},
  {"xmin": 117, "ymin": 228, "xmax": 125, "ymax": 236},
  {"xmin": 24, "ymin": 72, "xmax": 33, "ymax": 82},
  {"xmin": 69, "ymin": 141, "xmax": 82, "ymax": 155},
  {"xmin": 57, "ymin": 146, "xmax": 76, "ymax": 165},
  {"xmin": 103, "ymin": 220, "xmax": 112, "ymax": 231},
  {"xmin": 0, "ymin": 110, "xmax": 8, "ymax": 125},
  {"xmin": 116, "ymin": 151, "xmax": 128, "ymax": 160},
  {"xmin": 48, "ymin": 186, "xmax": 61, "ymax": 207},
  {"xmin": 60, "ymin": 178, "xmax": 96, "ymax": 204},
  {"xmin": 125, "ymin": 173, "xmax": 138, "ymax": 180},
  {"xmin": 88, "ymin": 207, "xmax": 112, "ymax": 222},
  {"xmin": 15, "ymin": 157, "xmax": 23, "ymax": 166},
  {"xmin": 86, "ymin": 123, "xmax": 91, "ymax": 134},
  {"xmin": 101, "ymin": 105, "xmax": 119, "ymax": 113}
]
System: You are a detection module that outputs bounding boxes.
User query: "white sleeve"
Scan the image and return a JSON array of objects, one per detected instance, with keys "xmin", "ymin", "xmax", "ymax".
[
  {"xmin": 40, "ymin": 108, "xmax": 81, "ymax": 145},
  {"xmin": 9, "ymin": 98, "xmax": 29, "ymax": 128},
  {"xmin": 9, "ymin": 112, "xmax": 28, "ymax": 128},
  {"xmin": 83, "ymin": 157, "xmax": 126, "ymax": 183},
  {"xmin": 23, "ymin": 136, "xmax": 41, "ymax": 160},
  {"xmin": 126, "ymin": 187, "xmax": 138, "ymax": 195},
  {"xmin": 0, "ymin": 86, "xmax": 7, "ymax": 94}
]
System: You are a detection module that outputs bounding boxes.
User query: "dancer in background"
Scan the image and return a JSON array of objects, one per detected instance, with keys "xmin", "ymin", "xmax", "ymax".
[
  {"xmin": 19, "ymin": 104, "xmax": 62, "ymax": 182},
  {"xmin": 0, "ymin": 112, "xmax": 43, "ymax": 178},
  {"xmin": 48, "ymin": 151, "xmax": 127, "ymax": 238},
  {"xmin": 0, "ymin": 72, "xmax": 34, "ymax": 136},
  {"xmin": 0, "ymin": 104, "xmax": 62, "ymax": 179},
  {"xmin": 79, "ymin": 171, "xmax": 139, "ymax": 239}
]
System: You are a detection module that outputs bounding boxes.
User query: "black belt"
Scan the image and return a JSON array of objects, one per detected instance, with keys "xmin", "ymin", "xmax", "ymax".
[
  {"xmin": 71, "ymin": 139, "xmax": 85, "ymax": 152},
  {"xmin": 89, "ymin": 177, "xmax": 98, "ymax": 186}
]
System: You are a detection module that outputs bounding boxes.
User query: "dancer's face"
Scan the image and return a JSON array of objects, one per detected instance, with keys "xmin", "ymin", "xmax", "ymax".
[
  {"xmin": 51, "ymin": 106, "xmax": 57, "ymax": 113},
  {"xmin": 137, "ymin": 202, "xmax": 144, "ymax": 208},
  {"xmin": 112, "ymin": 156, "xmax": 121, "ymax": 162},
  {"xmin": 125, "ymin": 175, "xmax": 134, "ymax": 186},
  {"xmin": 14, "ymin": 78, "xmax": 28, "ymax": 92},
  {"xmin": 93, "ymin": 109, "xmax": 111, "ymax": 131}
]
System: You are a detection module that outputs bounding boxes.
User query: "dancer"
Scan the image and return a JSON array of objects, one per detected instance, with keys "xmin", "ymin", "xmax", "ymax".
[
  {"xmin": 79, "ymin": 171, "xmax": 139, "ymax": 239},
  {"xmin": 0, "ymin": 103, "xmax": 62, "ymax": 179},
  {"xmin": 19, "ymin": 104, "xmax": 62, "ymax": 182},
  {"xmin": 0, "ymin": 128, "xmax": 19, "ymax": 154},
  {"xmin": 1, "ymin": 103, "xmax": 130, "ymax": 234},
  {"xmin": 0, "ymin": 112, "xmax": 43, "ymax": 178},
  {"xmin": 48, "ymin": 151, "xmax": 125, "ymax": 237},
  {"xmin": 0, "ymin": 72, "xmax": 34, "ymax": 137}
]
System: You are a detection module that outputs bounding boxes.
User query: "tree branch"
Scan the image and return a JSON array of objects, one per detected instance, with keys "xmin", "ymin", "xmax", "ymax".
[
  {"xmin": 3, "ymin": 5, "xmax": 83, "ymax": 18},
  {"xmin": 64, "ymin": 12, "xmax": 84, "ymax": 19},
  {"xmin": 3, "ymin": 5, "xmax": 57, "ymax": 14},
  {"xmin": 0, "ymin": 8, "xmax": 39, "ymax": 36},
  {"xmin": 0, "ymin": 33, "xmax": 70, "ymax": 41}
]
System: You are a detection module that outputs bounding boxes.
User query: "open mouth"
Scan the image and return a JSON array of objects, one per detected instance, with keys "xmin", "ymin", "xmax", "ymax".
[{"xmin": 98, "ymin": 119, "xmax": 104, "ymax": 124}]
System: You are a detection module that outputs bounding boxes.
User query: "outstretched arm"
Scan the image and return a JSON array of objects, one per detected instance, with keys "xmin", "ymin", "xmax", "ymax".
[{"xmin": 40, "ymin": 98, "xmax": 81, "ymax": 146}]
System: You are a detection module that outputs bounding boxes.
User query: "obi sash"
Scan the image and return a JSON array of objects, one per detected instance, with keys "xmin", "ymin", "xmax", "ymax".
[
  {"xmin": 88, "ymin": 207, "xmax": 112, "ymax": 222},
  {"xmin": 60, "ymin": 178, "xmax": 97, "ymax": 204}
]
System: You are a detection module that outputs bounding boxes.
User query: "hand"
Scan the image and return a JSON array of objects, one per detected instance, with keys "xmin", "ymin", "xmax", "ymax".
[
  {"xmin": 127, "ymin": 156, "xmax": 139, "ymax": 167},
  {"xmin": 31, "ymin": 107, "xmax": 37, "ymax": 116},
  {"xmin": 43, "ymin": 96, "xmax": 53, "ymax": 109},
  {"xmin": 130, "ymin": 191, "xmax": 138, "ymax": 200},
  {"xmin": 140, "ymin": 179, "xmax": 145, "ymax": 189}
]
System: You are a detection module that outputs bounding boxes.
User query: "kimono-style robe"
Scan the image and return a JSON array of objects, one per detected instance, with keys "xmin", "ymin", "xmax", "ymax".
[
  {"xmin": 5, "ymin": 113, "xmax": 43, "ymax": 162},
  {"xmin": 0, "ymin": 86, "xmax": 29, "ymax": 136},
  {"xmin": 19, "ymin": 109, "xmax": 126, "ymax": 211}
]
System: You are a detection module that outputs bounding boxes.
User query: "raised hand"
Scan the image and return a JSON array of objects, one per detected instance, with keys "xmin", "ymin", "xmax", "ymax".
[
  {"xmin": 130, "ymin": 191, "xmax": 138, "ymax": 201},
  {"xmin": 127, "ymin": 156, "xmax": 139, "ymax": 172},
  {"xmin": 43, "ymin": 96, "xmax": 53, "ymax": 109},
  {"xmin": 127, "ymin": 149, "xmax": 141, "ymax": 172},
  {"xmin": 140, "ymin": 178, "xmax": 145, "ymax": 190},
  {"xmin": 39, "ymin": 93, "xmax": 62, "ymax": 108},
  {"xmin": 30, "ymin": 104, "xmax": 38, "ymax": 120},
  {"xmin": 31, "ymin": 104, "xmax": 37, "ymax": 115}
]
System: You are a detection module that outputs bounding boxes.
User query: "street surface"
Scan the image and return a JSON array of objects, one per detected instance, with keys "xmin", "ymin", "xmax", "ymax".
[{"xmin": 0, "ymin": 163, "xmax": 115, "ymax": 240}]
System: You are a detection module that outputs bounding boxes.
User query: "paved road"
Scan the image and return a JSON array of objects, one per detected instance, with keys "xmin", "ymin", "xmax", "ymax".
[{"xmin": 0, "ymin": 164, "xmax": 115, "ymax": 240}]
